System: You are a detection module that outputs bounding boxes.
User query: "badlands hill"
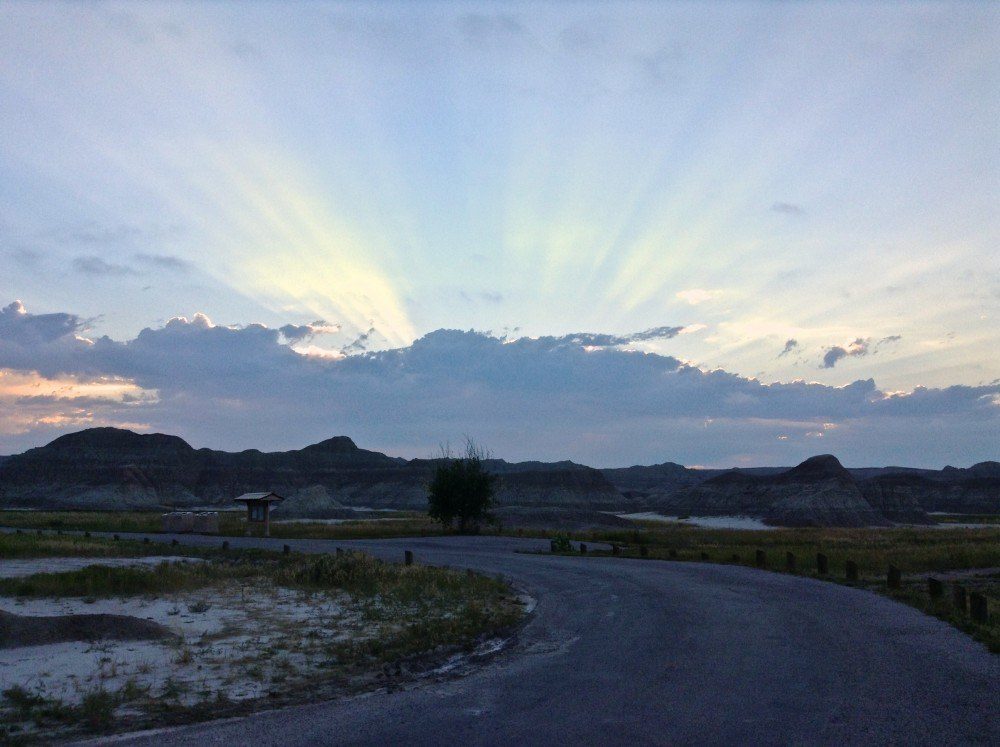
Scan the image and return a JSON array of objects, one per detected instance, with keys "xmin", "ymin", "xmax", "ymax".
[
  {"xmin": 0, "ymin": 428, "xmax": 625, "ymax": 515},
  {"xmin": 653, "ymin": 454, "xmax": 921, "ymax": 527},
  {"xmin": 0, "ymin": 428, "xmax": 995, "ymax": 524}
]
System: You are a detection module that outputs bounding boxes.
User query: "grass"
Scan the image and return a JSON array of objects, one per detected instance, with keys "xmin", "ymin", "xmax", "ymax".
[
  {"xmin": 0, "ymin": 547, "xmax": 523, "ymax": 740},
  {"xmin": 0, "ymin": 510, "xmax": 444, "ymax": 541},
  {"xmin": 0, "ymin": 529, "xmax": 205, "ymax": 560},
  {"xmin": 552, "ymin": 524, "xmax": 1000, "ymax": 653}
]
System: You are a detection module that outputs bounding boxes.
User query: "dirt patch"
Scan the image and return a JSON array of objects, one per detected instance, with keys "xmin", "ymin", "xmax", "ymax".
[{"xmin": 0, "ymin": 609, "xmax": 175, "ymax": 648}]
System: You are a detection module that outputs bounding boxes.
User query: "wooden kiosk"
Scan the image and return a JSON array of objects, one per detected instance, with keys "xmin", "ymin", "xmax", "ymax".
[{"xmin": 234, "ymin": 491, "xmax": 284, "ymax": 537}]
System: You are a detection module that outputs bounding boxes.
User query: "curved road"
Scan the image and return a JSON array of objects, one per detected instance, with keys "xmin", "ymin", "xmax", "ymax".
[{"xmin": 106, "ymin": 534, "xmax": 997, "ymax": 746}]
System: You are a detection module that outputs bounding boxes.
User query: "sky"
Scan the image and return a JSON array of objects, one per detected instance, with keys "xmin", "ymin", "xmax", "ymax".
[{"xmin": 0, "ymin": 1, "xmax": 997, "ymax": 467}]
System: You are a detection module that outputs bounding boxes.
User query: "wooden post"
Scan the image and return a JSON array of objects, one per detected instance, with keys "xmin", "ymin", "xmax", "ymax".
[
  {"xmin": 579, "ymin": 543, "xmax": 587, "ymax": 554},
  {"xmin": 845, "ymin": 560, "xmax": 859, "ymax": 582},
  {"xmin": 927, "ymin": 577, "xmax": 943, "ymax": 599},
  {"xmin": 405, "ymin": 550, "xmax": 414, "ymax": 565},
  {"xmin": 786, "ymin": 552, "xmax": 796, "ymax": 571},
  {"xmin": 970, "ymin": 592, "xmax": 989, "ymax": 623},
  {"xmin": 817, "ymin": 553, "xmax": 829, "ymax": 575},
  {"xmin": 887, "ymin": 565, "xmax": 901, "ymax": 589},
  {"xmin": 283, "ymin": 544, "xmax": 291, "ymax": 555},
  {"xmin": 952, "ymin": 584, "xmax": 967, "ymax": 612},
  {"xmin": 755, "ymin": 549, "xmax": 766, "ymax": 568}
]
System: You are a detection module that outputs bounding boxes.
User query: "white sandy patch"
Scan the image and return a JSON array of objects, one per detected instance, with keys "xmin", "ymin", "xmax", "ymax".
[
  {"xmin": 0, "ymin": 583, "xmax": 361, "ymax": 707},
  {"xmin": 0, "ymin": 556, "xmax": 203, "ymax": 579}
]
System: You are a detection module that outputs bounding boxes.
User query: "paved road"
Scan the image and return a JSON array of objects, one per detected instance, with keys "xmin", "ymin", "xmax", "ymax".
[{"xmin": 103, "ymin": 534, "xmax": 997, "ymax": 746}]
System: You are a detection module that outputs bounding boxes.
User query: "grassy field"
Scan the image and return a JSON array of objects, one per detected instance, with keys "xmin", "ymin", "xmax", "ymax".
[
  {"xmin": 0, "ymin": 541, "xmax": 523, "ymax": 741},
  {"xmin": 0, "ymin": 510, "xmax": 446, "ymax": 540},
  {"xmin": 554, "ymin": 524, "xmax": 1000, "ymax": 653}
]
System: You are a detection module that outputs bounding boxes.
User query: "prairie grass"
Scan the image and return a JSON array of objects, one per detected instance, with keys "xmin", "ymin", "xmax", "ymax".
[
  {"xmin": 0, "ymin": 510, "xmax": 444, "ymax": 540},
  {"xmin": 0, "ymin": 530, "xmax": 194, "ymax": 560}
]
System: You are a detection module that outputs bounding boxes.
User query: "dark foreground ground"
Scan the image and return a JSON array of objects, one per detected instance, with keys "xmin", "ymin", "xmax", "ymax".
[{"xmin": 93, "ymin": 534, "xmax": 997, "ymax": 746}]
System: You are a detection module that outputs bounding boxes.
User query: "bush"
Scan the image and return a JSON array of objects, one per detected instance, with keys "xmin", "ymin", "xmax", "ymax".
[{"xmin": 427, "ymin": 439, "xmax": 499, "ymax": 533}]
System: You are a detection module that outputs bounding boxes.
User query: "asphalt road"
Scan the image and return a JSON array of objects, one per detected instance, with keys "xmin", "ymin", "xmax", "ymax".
[{"xmin": 103, "ymin": 534, "xmax": 998, "ymax": 746}]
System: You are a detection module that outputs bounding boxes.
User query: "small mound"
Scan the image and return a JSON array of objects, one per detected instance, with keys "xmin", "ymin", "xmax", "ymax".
[
  {"xmin": 0, "ymin": 609, "xmax": 176, "ymax": 649},
  {"xmin": 780, "ymin": 454, "xmax": 852, "ymax": 482}
]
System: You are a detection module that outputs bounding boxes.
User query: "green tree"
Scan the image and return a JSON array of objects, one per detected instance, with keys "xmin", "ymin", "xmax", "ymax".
[{"xmin": 427, "ymin": 439, "xmax": 499, "ymax": 533}]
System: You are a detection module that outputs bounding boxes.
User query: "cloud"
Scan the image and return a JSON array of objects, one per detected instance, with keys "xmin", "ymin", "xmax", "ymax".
[
  {"xmin": 0, "ymin": 301, "xmax": 87, "ymax": 346},
  {"xmin": 278, "ymin": 320, "xmax": 340, "ymax": 344},
  {"xmin": 778, "ymin": 339, "xmax": 799, "ymax": 358},
  {"xmin": 821, "ymin": 335, "xmax": 901, "ymax": 368},
  {"xmin": 545, "ymin": 326, "xmax": 686, "ymax": 348},
  {"xmin": 771, "ymin": 202, "xmax": 806, "ymax": 216},
  {"xmin": 676, "ymin": 289, "xmax": 720, "ymax": 305},
  {"xmin": 0, "ymin": 302, "xmax": 996, "ymax": 466},
  {"xmin": 134, "ymin": 254, "xmax": 193, "ymax": 273},
  {"xmin": 341, "ymin": 327, "xmax": 377, "ymax": 355},
  {"xmin": 821, "ymin": 338, "xmax": 870, "ymax": 368},
  {"xmin": 72, "ymin": 256, "xmax": 138, "ymax": 276}
]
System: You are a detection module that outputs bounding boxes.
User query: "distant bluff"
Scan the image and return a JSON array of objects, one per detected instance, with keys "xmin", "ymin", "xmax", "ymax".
[
  {"xmin": 0, "ymin": 427, "xmax": 623, "ymax": 514},
  {"xmin": 651, "ymin": 454, "xmax": 929, "ymax": 527}
]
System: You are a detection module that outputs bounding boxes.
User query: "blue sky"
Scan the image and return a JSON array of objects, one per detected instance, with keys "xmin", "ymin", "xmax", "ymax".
[{"xmin": 0, "ymin": 2, "xmax": 997, "ymax": 465}]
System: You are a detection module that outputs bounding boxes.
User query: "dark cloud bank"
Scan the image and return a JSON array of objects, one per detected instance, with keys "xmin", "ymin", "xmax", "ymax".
[{"xmin": 1, "ymin": 301, "xmax": 996, "ymax": 467}]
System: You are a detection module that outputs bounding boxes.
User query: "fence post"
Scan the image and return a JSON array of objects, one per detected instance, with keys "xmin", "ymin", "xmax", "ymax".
[
  {"xmin": 816, "ymin": 553, "xmax": 829, "ymax": 575},
  {"xmin": 887, "ymin": 565, "xmax": 901, "ymax": 589},
  {"xmin": 405, "ymin": 550, "xmax": 414, "ymax": 565},
  {"xmin": 970, "ymin": 593, "xmax": 989, "ymax": 623},
  {"xmin": 927, "ymin": 577, "xmax": 943, "ymax": 599},
  {"xmin": 952, "ymin": 584, "xmax": 967, "ymax": 612},
  {"xmin": 786, "ymin": 552, "xmax": 796, "ymax": 571},
  {"xmin": 755, "ymin": 550, "xmax": 766, "ymax": 568},
  {"xmin": 845, "ymin": 560, "xmax": 859, "ymax": 582}
]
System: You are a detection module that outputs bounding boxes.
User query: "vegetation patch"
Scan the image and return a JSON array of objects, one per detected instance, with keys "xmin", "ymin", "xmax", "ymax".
[{"xmin": 0, "ymin": 550, "xmax": 524, "ymax": 741}]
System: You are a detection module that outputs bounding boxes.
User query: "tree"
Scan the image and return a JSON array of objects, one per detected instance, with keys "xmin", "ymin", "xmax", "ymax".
[{"xmin": 427, "ymin": 439, "xmax": 499, "ymax": 533}]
